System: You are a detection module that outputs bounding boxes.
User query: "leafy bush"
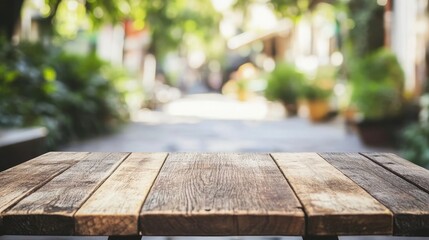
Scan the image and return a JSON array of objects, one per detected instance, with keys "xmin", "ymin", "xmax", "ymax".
[
  {"xmin": 401, "ymin": 124, "xmax": 429, "ymax": 168},
  {"xmin": 265, "ymin": 63, "xmax": 306, "ymax": 104},
  {"xmin": 302, "ymin": 84, "xmax": 331, "ymax": 101},
  {"xmin": 302, "ymin": 66, "xmax": 335, "ymax": 101},
  {"xmin": 348, "ymin": 48, "xmax": 404, "ymax": 120},
  {"xmin": 401, "ymin": 95, "xmax": 429, "ymax": 168},
  {"xmin": 0, "ymin": 41, "xmax": 128, "ymax": 148}
]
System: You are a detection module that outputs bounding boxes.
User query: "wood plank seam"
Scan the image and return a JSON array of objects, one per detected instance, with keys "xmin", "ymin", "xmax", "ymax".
[
  {"xmin": 71, "ymin": 152, "xmax": 132, "ymax": 225},
  {"xmin": 1, "ymin": 162, "xmax": 75, "ymax": 214},
  {"xmin": 136, "ymin": 153, "xmax": 169, "ymax": 236},
  {"xmin": 140, "ymin": 153, "xmax": 305, "ymax": 236},
  {"xmin": 0, "ymin": 152, "xmax": 91, "ymax": 234},
  {"xmin": 316, "ymin": 152, "xmax": 396, "ymax": 219},
  {"xmin": 2, "ymin": 152, "xmax": 131, "ymax": 235},
  {"xmin": 319, "ymin": 153, "xmax": 429, "ymax": 236},
  {"xmin": 359, "ymin": 153, "xmax": 429, "ymax": 195},
  {"xmin": 316, "ymin": 152, "xmax": 389, "ymax": 205},
  {"xmin": 272, "ymin": 153, "xmax": 392, "ymax": 236},
  {"xmin": 74, "ymin": 152, "xmax": 168, "ymax": 236},
  {"xmin": 269, "ymin": 153, "xmax": 309, "ymax": 236},
  {"xmin": 3, "ymin": 152, "xmax": 427, "ymax": 236},
  {"xmin": 0, "ymin": 164, "xmax": 77, "ymax": 234},
  {"xmin": 325, "ymin": 152, "xmax": 429, "ymax": 207}
]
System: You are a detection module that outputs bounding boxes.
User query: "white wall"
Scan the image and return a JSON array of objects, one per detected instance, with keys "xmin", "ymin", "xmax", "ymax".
[{"xmin": 391, "ymin": 0, "xmax": 417, "ymax": 95}]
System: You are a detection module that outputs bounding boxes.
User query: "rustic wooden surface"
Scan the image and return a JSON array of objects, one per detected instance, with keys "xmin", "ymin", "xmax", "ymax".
[
  {"xmin": 0, "ymin": 152, "xmax": 428, "ymax": 237},
  {"xmin": 140, "ymin": 153, "xmax": 305, "ymax": 236},
  {"xmin": 75, "ymin": 153, "xmax": 167, "ymax": 236},
  {"xmin": 2, "ymin": 152, "xmax": 129, "ymax": 235},
  {"xmin": 0, "ymin": 152, "xmax": 88, "ymax": 232},
  {"xmin": 362, "ymin": 152, "xmax": 429, "ymax": 194},
  {"xmin": 320, "ymin": 153, "xmax": 429, "ymax": 236},
  {"xmin": 272, "ymin": 153, "xmax": 392, "ymax": 235}
]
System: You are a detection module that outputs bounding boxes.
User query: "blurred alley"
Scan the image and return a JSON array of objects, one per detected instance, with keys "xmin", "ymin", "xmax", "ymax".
[{"xmin": 62, "ymin": 92, "xmax": 391, "ymax": 153}]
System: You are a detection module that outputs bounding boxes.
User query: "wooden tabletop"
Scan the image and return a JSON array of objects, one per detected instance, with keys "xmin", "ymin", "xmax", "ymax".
[{"xmin": 0, "ymin": 152, "xmax": 428, "ymax": 237}]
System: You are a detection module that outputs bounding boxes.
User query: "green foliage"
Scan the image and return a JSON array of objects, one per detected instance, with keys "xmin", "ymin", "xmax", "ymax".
[
  {"xmin": 345, "ymin": 0, "xmax": 384, "ymax": 57},
  {"xmin": 401, "ymin": 95, "xmax": 429, "ymax": 168},
  {"xmin": 77, "ymin": 0, "xmax": 221, "ymax": 60},
  {"xmin": 0, "ymin": 40, "xmax": 128, "ymax": 148},
  {"xmin": 84, "ymin": 0, "xmax": 128, "ymax": 25},
  {"xmin": 143, "ymin": 0, "xmax": 221, "ymax": 60},
  {"xmin": 16, "ymin": 0, "xmax": 222, "ymax": 62},
  {"xmin": 236, "ymin": 78, "xmax": 249, "ymax": 91},
  {"xmin": 265, "ymin": 63, "xmax": 306, "ymax": 104},
  {"xmin": 302, "ymin": 84, "xmax": 331, "ymax": 101},
  {"xmin": 401, "ymin": 124, "xmax": 429, "ymax": 168},
  {"xmin": 235, "ymin": 0, "xmax": 348, "ymax": 20},
  {"xmin": 302, "ymin": 66, "xmax": 336, "ymax": 101},
  {"xmin": 349, "ymin": 48, "xmax": 404, "ymax": 120}
]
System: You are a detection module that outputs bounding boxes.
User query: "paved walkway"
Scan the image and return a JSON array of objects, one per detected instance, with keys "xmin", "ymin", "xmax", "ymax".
[{"xmin": 62, "ymin": 94, "xmax": 391, "ymax": 153}]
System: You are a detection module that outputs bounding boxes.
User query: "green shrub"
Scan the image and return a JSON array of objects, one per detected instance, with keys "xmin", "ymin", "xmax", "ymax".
[
  {"xmin": 265, "ymin": 63, "xmax": 306, "ymax": 104},
  {"xmin": 401, "ymin": 124, "xmax": 429, "ymax": 168},
  {"xmin": 0, "ymin": 40, "xmax": 128, "ymax": 148},
  {"xmin": 348, "ymin": 48, "xmax": 404, "ymax": 120},
  {"xmin": 400, "ymin": 94, "xmax": 429, "ymax": 168},
  {"xmin": 302, "ymin": 66, "xmax": 335, "ymax": 101},
  {"xmin": 302, "ymin": 84, "xmax": 331, "ymax": 101}
]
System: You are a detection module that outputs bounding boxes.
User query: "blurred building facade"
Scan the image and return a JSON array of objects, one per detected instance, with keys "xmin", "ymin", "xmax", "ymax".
[{"xmin": 390, "ymin": 0, "xmax": 428, "ymax": 98}]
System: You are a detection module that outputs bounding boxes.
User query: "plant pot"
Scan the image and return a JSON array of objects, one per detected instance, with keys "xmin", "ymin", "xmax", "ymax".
[
  {"xmin": 307, "ymin": 100, "xmax": 329, "ymax": 122},
  {"xmin": 282, "ymin": 102, "xmax": 298, "ymax": 116},
  {"xmin": 237, "ymin": 90, "xmax": 249, "ymax": 101},
  {"xmin": 343, "ymin": 107, "xmax": 358, "ymax": 123},
  {"xmin": 356, "ymin": 118, "xmax": 403, "ymax": 147},
  {"xmin": 342, "ymin": 107, "xmax": 358, "ymax": 133}
]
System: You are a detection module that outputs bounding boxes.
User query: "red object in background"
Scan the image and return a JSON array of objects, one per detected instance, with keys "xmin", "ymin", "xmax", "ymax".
[{"xmin": 124, "ymin": 19, "xmax": 148, "ymax": 37}]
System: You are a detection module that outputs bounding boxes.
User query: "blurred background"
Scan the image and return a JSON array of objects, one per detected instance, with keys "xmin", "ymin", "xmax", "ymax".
[{"xmin": 1, "ymin": 0, "xmax": 429, "ymax": 171}]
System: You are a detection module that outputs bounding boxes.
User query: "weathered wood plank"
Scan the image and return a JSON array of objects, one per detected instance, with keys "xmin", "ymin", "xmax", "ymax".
[
  {"xmin": 272, "ymin": 153, "xmax": 392, "ymax": 236},
  {"xmin": 2, "ymin": 152, "xmax": 129, "ymax": 235},
  {"xmin": 303, "ymin": 236, "xmax": 338, "ymax": 240},
  {"xmin": 320, "ymin": 153, "xmax": 429, "ymax": 236},
  {"xmin": 362, "ymin": 153, "xmax": 429, "ymax": 194},
  {"xmin": 0, "ymin": 152, "xmax": 89, "ymax": 232},
  {"xmin": 74, "ymin": 152, "xmax": 168, "ymax": 236},
  {"xmin": 108, "ymin": 236, "xmax": 141, "ymax": 240},
  {"xmin": 140, "ymin": 153, "xmax": 305, "ymax": 236}
]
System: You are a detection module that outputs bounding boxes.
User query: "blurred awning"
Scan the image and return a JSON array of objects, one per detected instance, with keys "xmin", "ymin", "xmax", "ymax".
[{"xmin": 227, "ymin": 19, "xmax": 293, "ymax": 50}]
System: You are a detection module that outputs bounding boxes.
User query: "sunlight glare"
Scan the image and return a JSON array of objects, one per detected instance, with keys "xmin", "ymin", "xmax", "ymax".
[
  {"xmin": 164, "ymin": 94, "xmax": 270, "ymax": 120},
  {"xmin": 67, "ymin": 0, "xmax": 79, "ymax": 11},
  {"xmin": 211, "ymin": 0, "xmax": 235, "ymax": 12}
]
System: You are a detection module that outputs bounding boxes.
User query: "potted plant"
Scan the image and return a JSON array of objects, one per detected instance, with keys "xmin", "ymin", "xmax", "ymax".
[
  {"xmin": 302, "ymin": 66, "xmax": 335, "ymax": 122},
  {"xmin": 302, "ymin": 84, "xmax": 331, "ymax": 122},
  {"xmin": 265, "ymin": 63, "xmax": 306, "ymax": 116},
  {"xmin": 348, "ymin": 48, "xmax": 405, "ymax": 146},
  {"xmin": 236, "ymin": 78, "xmax": 250, "ymax": 101}
]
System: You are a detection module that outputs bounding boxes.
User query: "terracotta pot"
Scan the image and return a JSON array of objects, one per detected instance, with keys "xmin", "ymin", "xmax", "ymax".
[
  {"xmin": 237, "ymin": 90, "xmax": 249, "ymax": 101},
  {"xmin": 343, "ymin": 107, "xmax": 358, "ymax": 123},
  {"xmin": 307, "ymin": 100, "xmax": 329, "ymax": 122}
]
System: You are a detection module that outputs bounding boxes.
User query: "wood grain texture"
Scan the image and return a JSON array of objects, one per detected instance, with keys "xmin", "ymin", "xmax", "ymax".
[
  {"xmin": 140, "ymin": 153, "xmax": 305, "ymax": 236},
  {"xmin": 272, "ymin": 153, "xmax": 392, "ymax": 236},
  {"xmin": 303, "ymin": 237, "xmax": 338, "ymax": 240},
  {"xmin": 2, "ymin": 152, "xmax": 129, "ymax": 235},
  {"xmin": 0, "ymin": 152, "xmax": 88, "ymax": 232},
  {"xmin": 74, "ymin": 152, "xmax": 168, "ymax": 236},
  {"xmin": 362, "ymin": 153, "xmax": 429, "ymax": 194},
  {"xmin": 320, "ymin": 153, "xmax": 429, "ymax": 236}
]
